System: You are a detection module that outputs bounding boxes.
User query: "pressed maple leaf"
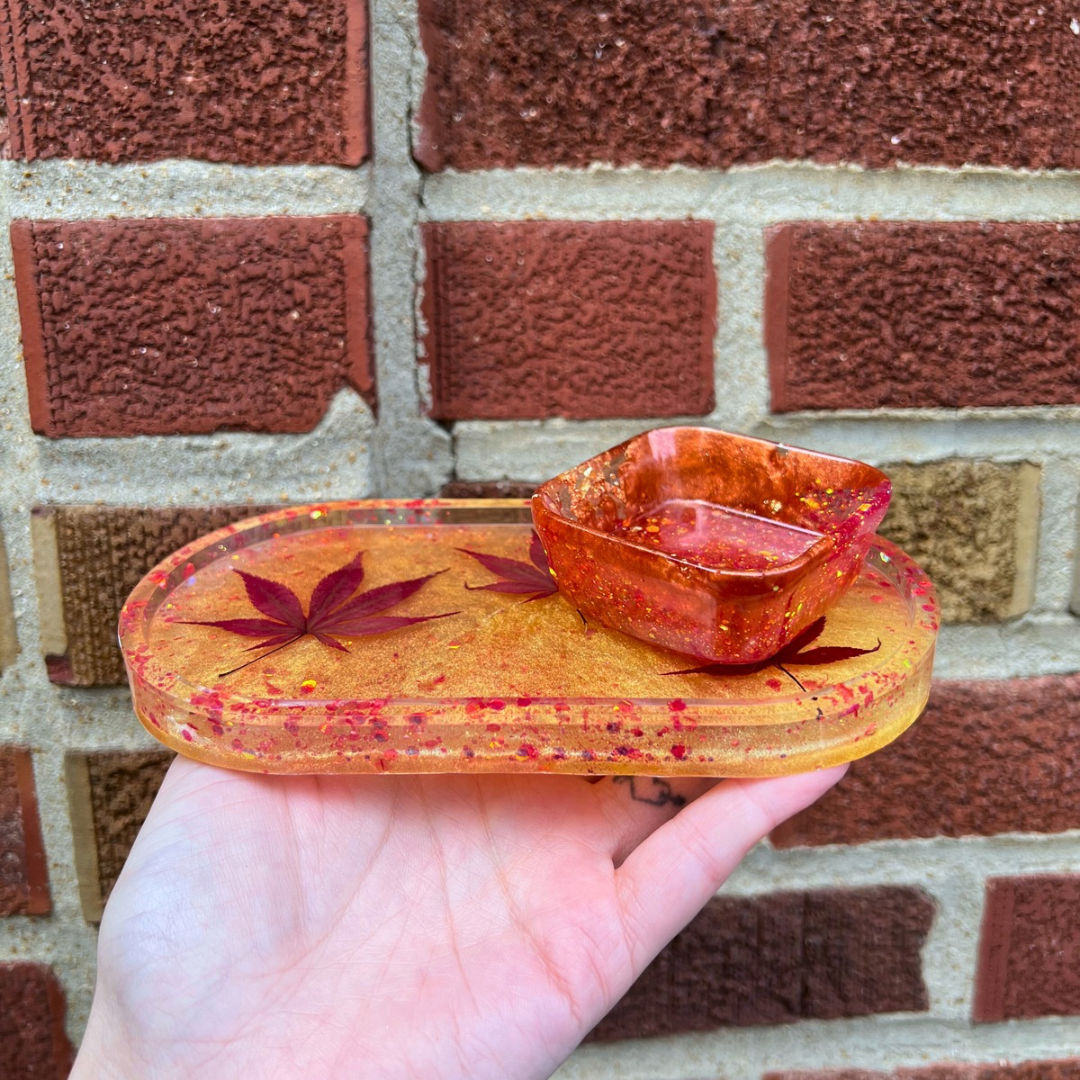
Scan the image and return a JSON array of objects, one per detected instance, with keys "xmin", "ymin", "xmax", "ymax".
[
  {"xmin": 663, "ymin": 616, "xmax": 880, "ymax": 691},
  {"xmin": 182, "ymin": 552, "xmax": 457, "ymax": 676},
  {"xmin": 459, "ymin": 532, "xmax": 558, "ymax": 602}
]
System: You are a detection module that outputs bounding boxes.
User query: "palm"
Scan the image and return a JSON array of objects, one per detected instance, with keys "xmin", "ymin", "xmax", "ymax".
[{"xmin": 81, "ymin": 758, "xmax": 842, "ymax": 1080}]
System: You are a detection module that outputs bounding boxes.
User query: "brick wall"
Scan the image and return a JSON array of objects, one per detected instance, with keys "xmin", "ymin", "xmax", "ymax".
[{"xmin": 0, "ymin": 2, "xmax": 1078, "ymax": 1078}]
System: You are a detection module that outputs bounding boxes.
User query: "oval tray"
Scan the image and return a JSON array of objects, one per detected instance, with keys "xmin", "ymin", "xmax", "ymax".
[{"xmin": 119, "ymin": 500, "xmax": 938, "ymax": 777}]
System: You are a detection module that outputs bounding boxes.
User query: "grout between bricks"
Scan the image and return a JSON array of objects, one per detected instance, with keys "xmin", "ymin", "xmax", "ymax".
[
  {"xmin": 1031, "ymin": 455, "xmax": 1080, "ymax": 615},
  {"xmin": 364, "ymin": 0, "xmax": 452, "ymax": 497},
  {"xmin": 422, "ymin": 162, "xmax": 1080, "ymax": 224},
  {"xmin": 4, "ymin": 159, "xmax": 373, "ymax": 221}
]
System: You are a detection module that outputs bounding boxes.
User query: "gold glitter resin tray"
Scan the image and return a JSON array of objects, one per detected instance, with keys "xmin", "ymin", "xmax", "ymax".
[{"xmin": 119, "ymin": 501, "xmax": 938, "ymax": 778}]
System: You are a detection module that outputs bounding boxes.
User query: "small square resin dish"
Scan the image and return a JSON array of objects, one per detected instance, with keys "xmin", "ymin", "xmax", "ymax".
[{"xmin": 532, "ymin": 427, "xmax": 891, "ymax": 664}]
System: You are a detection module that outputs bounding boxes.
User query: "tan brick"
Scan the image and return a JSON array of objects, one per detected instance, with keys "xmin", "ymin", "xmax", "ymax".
[
  {"xmin": 32, "ymin": 504, "xmax": 276, "ymax": 686},
  {"xmin": 879, "ymin": 460, "xmax": 1040, "ymax": 624},
  {"xmin": 66, "ymin": 750, "xmax": 173, "ymax": 922},
  {"xmin": 0, "ymin": 529, "xmax": 17, "ymax": 671}
]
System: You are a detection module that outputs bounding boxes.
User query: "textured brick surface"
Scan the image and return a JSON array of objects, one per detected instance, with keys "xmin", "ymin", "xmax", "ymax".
[
  {"xmin": 0, "ymin": 528, "xmax": 16, "ymax": 670},
  {"xmin": 880, "ymin": 460, "xmax": 1039, "ymax": 623},
  {"xmin": 767, "ymin": 1061, "xmax": 1080, "ymax": 1080},
  {"xmin": 0, "ymin": 0, "xmax": 368, "ymax": 164},
  {"xmin": 416, "ymin": 1, "xmax": 1080, "ymax": 172},
  {"xmin": 772, "ymin": 674, "xmax": 1080, "ymax": 847},
  {"xmin": 976, "ymin": 875, "xmax": 1080, "ymax": 1022},
  {"xmin": 588, "ymin": 886, "xmax": 933, "ymax": 1040},
  {"xmin": 66, "ymin": 751, "xmax": 172, "ymax": 920},
  {"xmin": 0, "ymin": 963, "xmax": 73, "ymax": 1079},
  {"xmin": 13, "ymin": 217, "xmax": 372, "ymax": 437},
  {"xmin": 440, "ymin": 480, "xmax": 536, "ymax": 499},
  {"xmin": 34, "ymin": 505, "xmax": 275, "ymax": 686},
  {"xmin": 422, "ymin": 221, "xmax": 715, "ymax": 421},
  {"xmin": 0, "ymin": 748, "xmax": 49, "ymax": 917},
  {"xmin": 766, "ymin": 222, "xmax": 1080, "ymax": 411}
]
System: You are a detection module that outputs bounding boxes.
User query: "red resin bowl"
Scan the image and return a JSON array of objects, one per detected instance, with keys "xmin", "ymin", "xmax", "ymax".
[{"xmin": 532, "ymin": 427, "xmax": 891, "ymax": 664}]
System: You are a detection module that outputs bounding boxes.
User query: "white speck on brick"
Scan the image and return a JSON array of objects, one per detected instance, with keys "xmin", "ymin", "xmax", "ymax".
[{"xmin": 1071, "ymin": 16, "xmax": 1079, "ymax": 32}]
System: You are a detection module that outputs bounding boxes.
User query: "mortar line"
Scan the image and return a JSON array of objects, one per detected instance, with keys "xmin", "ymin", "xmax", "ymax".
[
  {"xmin": 364, "ymin": 0, "xmax": 452, "ymax": 496},
  {"xmin": 1030, "ymin": 455, "xmax": 1080, "ymax": 614},
  {"xmin": 3, "ymin": 158, "xmax": 372, "ymax": 220},
  {"xmin": 451, "ymin": 415, "xmax": 1080, "ymax": 482},
  {"xmin": 423, "ymin": 162, "xmax": 1080, "ymax": 224}
]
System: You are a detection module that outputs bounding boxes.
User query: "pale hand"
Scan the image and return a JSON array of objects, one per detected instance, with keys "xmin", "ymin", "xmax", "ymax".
[{"xmin": 72, "ymin": 759, "xmax": 844, "ymax": 1080}]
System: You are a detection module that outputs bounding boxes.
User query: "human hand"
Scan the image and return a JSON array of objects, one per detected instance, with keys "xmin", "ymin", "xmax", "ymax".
[{"xmin": 72, "ymin": 759, "xmax": 844, "ymax": 1080}]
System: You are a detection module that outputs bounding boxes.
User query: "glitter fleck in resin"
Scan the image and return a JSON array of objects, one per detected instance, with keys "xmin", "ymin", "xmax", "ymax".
[
  {"xmin": 532, "ymin": 427, "xmax": 891, "ymax": 663},
  {"xmin": 119, "ymin": 499, "xmax": 937, "ymax": 778}
]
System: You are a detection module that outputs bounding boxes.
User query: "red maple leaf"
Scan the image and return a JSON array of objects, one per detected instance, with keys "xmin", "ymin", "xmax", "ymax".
[
  {"xmin": 663, "ymin": 617, "xmax": 880, "ymax": 691},
  {"xmin": 459, "ymin": 532, "xmax": 558, "ymax": 602},
  {"xmin": 182, "ymin": 552, "xmax": 457, "ymax": 676}
]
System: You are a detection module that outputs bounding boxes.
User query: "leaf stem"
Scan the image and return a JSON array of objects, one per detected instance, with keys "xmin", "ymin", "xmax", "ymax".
[
  {"xmin": 218, "ymin": 638, "xmax": 297, "ymax": 678},
  {"xmin": 774, "ymin": 663, "xmax": 807, "ymax": 692}
]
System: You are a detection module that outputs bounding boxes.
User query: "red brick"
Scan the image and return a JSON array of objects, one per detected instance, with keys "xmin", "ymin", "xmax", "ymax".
[
  {"xmin": 13, "ymin": 217, "xmax": 372, "ymax": 438},
  {"xmin": 440, "ymin": 481, "xmax": 535, "ymax": 499},
  {"xmin": 0, "ymin": 0, "xmax": 368, "ymax": 164},
  {"xmin": 587, "ymin": 886, "xmax": 933, "ymax": 1040},
  {"xmin": 0, "ymin": 963, "xmax": 73, "ymax": 1079},
  {"xmin": 33, "ymin": 505, "xmax": 277, "ymax": 686},
  {"xmin": 766, "ymin": 222, "xmax": 1080, "ymax": 412},
  {"xmin": 422, "ymin": 221, "xmax": 715, "ymax": 421},
  {"xmin": 0, "ymin": 748, "xmax": 49, "ymax": 917},
  {"xmin": 975, "ymin": 875, "xmax": 1080, "ymax": 1022},
  {"xmin": 772, "ymin": 674, "xmax": 1080, "ymax": 848},
  {"xmin": 766, "ymin": 1062, "xmax": 1080, "ymax": 1080},
  {"xmin": 416, "ymin": 1, "xmax": 1080, "ymax": 172}
]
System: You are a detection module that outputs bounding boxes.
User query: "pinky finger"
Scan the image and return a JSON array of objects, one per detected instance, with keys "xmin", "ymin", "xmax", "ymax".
[{"xmin": 614, "ymin": 766, "xmax": 846, "ymax": 970}]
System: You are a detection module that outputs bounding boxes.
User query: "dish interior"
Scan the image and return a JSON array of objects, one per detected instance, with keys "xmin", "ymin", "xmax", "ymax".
[
  {"xmin": 614, "ymin": 499, "xmax": 825, "ymax": 572},
  {"xmin": 539, "ymin": 427, "xmax": 891, "ymax": 576}
]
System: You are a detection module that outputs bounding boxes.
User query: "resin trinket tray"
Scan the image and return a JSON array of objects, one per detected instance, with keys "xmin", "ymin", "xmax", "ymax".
[{"xmin": 120, "ymin": 500, "xmax": 938, "ymax": 777}]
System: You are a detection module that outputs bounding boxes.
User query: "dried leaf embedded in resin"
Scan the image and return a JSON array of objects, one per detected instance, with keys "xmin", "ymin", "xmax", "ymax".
[
  {"xmin": 459, "ymin": 532, "xmax": 557, "ymax": 601},
  {"xmin": 663, "ymin": 616, "xmax": 881, "ymax": 691},
  {"xmin": 181, "ymin": 552, "xmax": 457, "ymax": 675}
]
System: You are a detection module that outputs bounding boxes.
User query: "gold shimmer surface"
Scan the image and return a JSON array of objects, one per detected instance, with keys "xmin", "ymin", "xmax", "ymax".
[{"xmin": 120, "ymin": 501, "xmax": 938, "ymax": 777}]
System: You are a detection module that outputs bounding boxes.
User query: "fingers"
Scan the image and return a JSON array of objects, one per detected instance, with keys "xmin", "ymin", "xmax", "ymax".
[
  {"xmin": 589, "ymin": 776, "xmax": 721, "ymax": 867},
  {"xmin": 613, "ymin": 765, "xmax": 846, "ymax": 966}
]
